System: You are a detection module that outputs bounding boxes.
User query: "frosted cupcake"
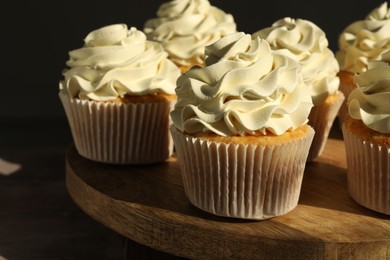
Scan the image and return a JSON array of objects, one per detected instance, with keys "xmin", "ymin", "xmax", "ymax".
[
  {"xmin": 143, "ymin": 0, "xmax": 236, "ymax": 73},
  {"xmin": 59, "ymin": 24, "xmax": 180, "ymax": 164},
  {"xmin": 170, "ymin": 32, "xmax": 315, "ymax": 220},
  {"xmin": 253, "ymin": 18, "xmax": 344, "ymax": 161},
  {"xmin": 336, "ymin": 2, "xmax": 390, "ymax": 123},
  {"xmin": 342, "ymin": 50, "xmax": 390, "ymax": 215}
]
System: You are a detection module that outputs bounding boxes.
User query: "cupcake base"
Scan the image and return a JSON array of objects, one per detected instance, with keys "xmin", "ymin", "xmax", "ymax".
[
  {"xmin": 170, "ymin": 125, "xmax": 315, "ymax": 220},
  {"xmin": 176, "ymin": 60, "xmax": 204, "ymax": 74},
  {"xmin": 59, "ymin": 92, "xmax": 175, "ymax": 165},
  {"xmin": 342, "ymin": 116, "xmax": 390, "ymax": 215},
  {"xmin": 337, "ymin": 71, "xmax": 355, "ymax": 124},
  {"xmin": 307, "ymin": 91, "xmax": 345, "ymax": 162}
]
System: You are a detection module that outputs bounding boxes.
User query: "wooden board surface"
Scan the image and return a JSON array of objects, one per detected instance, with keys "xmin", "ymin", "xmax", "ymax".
[{"xmin": 66, "ymin": 129, "xmax": 390, "ymax": 260}]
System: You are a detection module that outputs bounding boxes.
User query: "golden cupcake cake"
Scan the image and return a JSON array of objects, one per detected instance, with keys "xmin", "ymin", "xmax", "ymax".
[
  {"xmin": 336, "ymin": 2, "xmax": 390, "ymax": 123},
  {"xmin": 59, "ymin": 24, "xmax": 180, "ymax": 164},
  {"xmin": 170, "ymin": 32, "xmax": 315, "ymax": 220},
  {"xmin": 253, "ymin": 17, "xmax": 344, "ymax": 161},
  {"xmin": 143, "ymin": 0, "xmax": 236, "ymax": 73},
  {"xmin": 342, "ymin": 50, "xmax": 390, "ymax": 215}
]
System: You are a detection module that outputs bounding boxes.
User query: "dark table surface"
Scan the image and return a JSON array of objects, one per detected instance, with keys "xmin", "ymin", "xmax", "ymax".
[{"xmin": 0, "ymin": 118, "xmax": 124, "ymax": 260}]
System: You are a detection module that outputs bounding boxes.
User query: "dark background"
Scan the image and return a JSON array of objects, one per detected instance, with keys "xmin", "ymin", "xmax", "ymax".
[{"xmin": 2, "ymin": 0, "xmax": 386, "ymax": 138}]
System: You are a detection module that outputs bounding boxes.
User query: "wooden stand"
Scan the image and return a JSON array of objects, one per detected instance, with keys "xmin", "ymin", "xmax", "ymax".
[{"xmin": 65, "ymin": 131, "xmax": 390, "ymax": 259}]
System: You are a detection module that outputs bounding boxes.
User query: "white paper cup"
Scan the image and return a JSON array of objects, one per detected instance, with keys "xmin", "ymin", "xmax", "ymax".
[
  {"xmin": 60, "ymin": 92, "xmax": 174, "ymax": 164},
  {"xmin": 171, "ymin": 125, "xmax": 315, "ymax": 220}
]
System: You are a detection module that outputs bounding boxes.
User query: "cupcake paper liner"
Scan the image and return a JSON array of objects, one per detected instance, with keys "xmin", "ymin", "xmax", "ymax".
[
  {"xmin": 171, "ymin": 125, "xmax": 315, "ymax": 220},
  {"xmin": 342, "ymin": 124, "xmax": 390, "ymax": 215},
  {"xmin": 307, "ymin": 91, "xmax": 345, "ymax": 162},
  {"xmin": 59, "ymin": 92, "xmax": 174, "ymax": 164}
]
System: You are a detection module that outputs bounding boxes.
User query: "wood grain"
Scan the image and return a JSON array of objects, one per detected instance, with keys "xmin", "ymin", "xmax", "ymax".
[{"xmin": 66, "ymin": 128, "xmax": 390, "ymax": 260}]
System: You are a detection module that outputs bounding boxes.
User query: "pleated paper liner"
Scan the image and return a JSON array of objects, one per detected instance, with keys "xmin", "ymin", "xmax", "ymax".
[
  {"xmin": 307, "ymin": 91, "xmax": 345, "ymax": 162},
  {"xmin": 171, "ymin": 125, "xmax": 315, "ymax": 220},
  {"xmin": 342, "ymin": 123, "xmax": 390, "ymax": 215},
  {"xmin": 59, "ymin": 92, "xmax": 174, "ymax": 165}
]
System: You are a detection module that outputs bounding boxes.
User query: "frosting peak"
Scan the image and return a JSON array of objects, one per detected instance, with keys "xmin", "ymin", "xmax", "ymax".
[
  {"xmin": 59, "ymin": 24, "xmax": 180, "ymax": 101},
  {"xmin": 252, "ymin": 18, "xmax": 340, "ymax": 106},
  {"xmin": 348, "ymin": 50, "xmax": 390, "ymax": 133},
  {"xmin": 144, "ymin": 0, "xmax": 236, "ymax": 68},
  {"xmin": 336, "ymin": 2, "xmax": 390, "ymax": 74},
  {"xmin": 366, "ymin": 2, "xmax": 390, "ymax": 21},
  {"xmin": 171, "ymin": 32, "xmax": 313, "ymax": 136},
  {"xmin": 156, "ymin": 0, "xmax": 211, "ymax": 18}
]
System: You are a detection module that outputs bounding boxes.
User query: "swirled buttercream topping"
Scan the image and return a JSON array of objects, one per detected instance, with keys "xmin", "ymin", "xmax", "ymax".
[
  {"xmin": 336, "ymin": 2, "xmax": 390, "ymax": 74},
  {"xmin": 170, "ymin": 32, "xmax": 313, "ymax": 136},
  {"xmin": 59, "ymin": 24, "xmax": 180, "ymax": 101},
  {"xmin": 144, "ymin": 0, "xmax": 236, "ymax": 68},
  {"xmin": 252, "ymin": 17, "xmax": 340, "ymax": 106},
  {"xmin": 348, "ymin": 50, "xmax": 390, "ymax": 133}
]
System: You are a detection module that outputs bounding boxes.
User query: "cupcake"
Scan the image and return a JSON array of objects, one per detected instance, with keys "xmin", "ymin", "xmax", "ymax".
[
  {"xmin": 336, "ymin": 2, "xmax": 390, "ymax": 123},
  {"xmin": 59, "ymin": 24, "xmax": 180, "ymax": 164},
  {"xmin": 143, "ymin": 0, "xmax": 236, "ymax": 73},
  {"xmin": 170, "ymin": 32, "xmax": 315, "ymax": 220},
  {"xmin": 342, "ymin": 50, "xmax": 390, "ymax": 215},
  {"xmin": 252, "ymin": 17, "xmax": 344, "ymax": 161}
]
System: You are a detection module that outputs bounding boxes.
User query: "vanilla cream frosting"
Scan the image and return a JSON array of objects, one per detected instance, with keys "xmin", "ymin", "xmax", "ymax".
[
  {"xmin": 252, "ymin": 17, "xmax": 340, "ymax": 106},
  {"xmin": 348, "ymin": 50, "xmax": 390, "ymax": 133},
  {"xmin": 336, "ymin": 2, "xmax": 390, "ymax": 74},
  {"xmin": 59, "ymin": 24, "xmax": 180, "ymax": 101},
  {"xmin": 171, "ymin": 32, "xmax": 313, "ymax": 136},
  {"xmin": 143, "ymin": 0, "xmax": 236, "ymax": 68}
]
